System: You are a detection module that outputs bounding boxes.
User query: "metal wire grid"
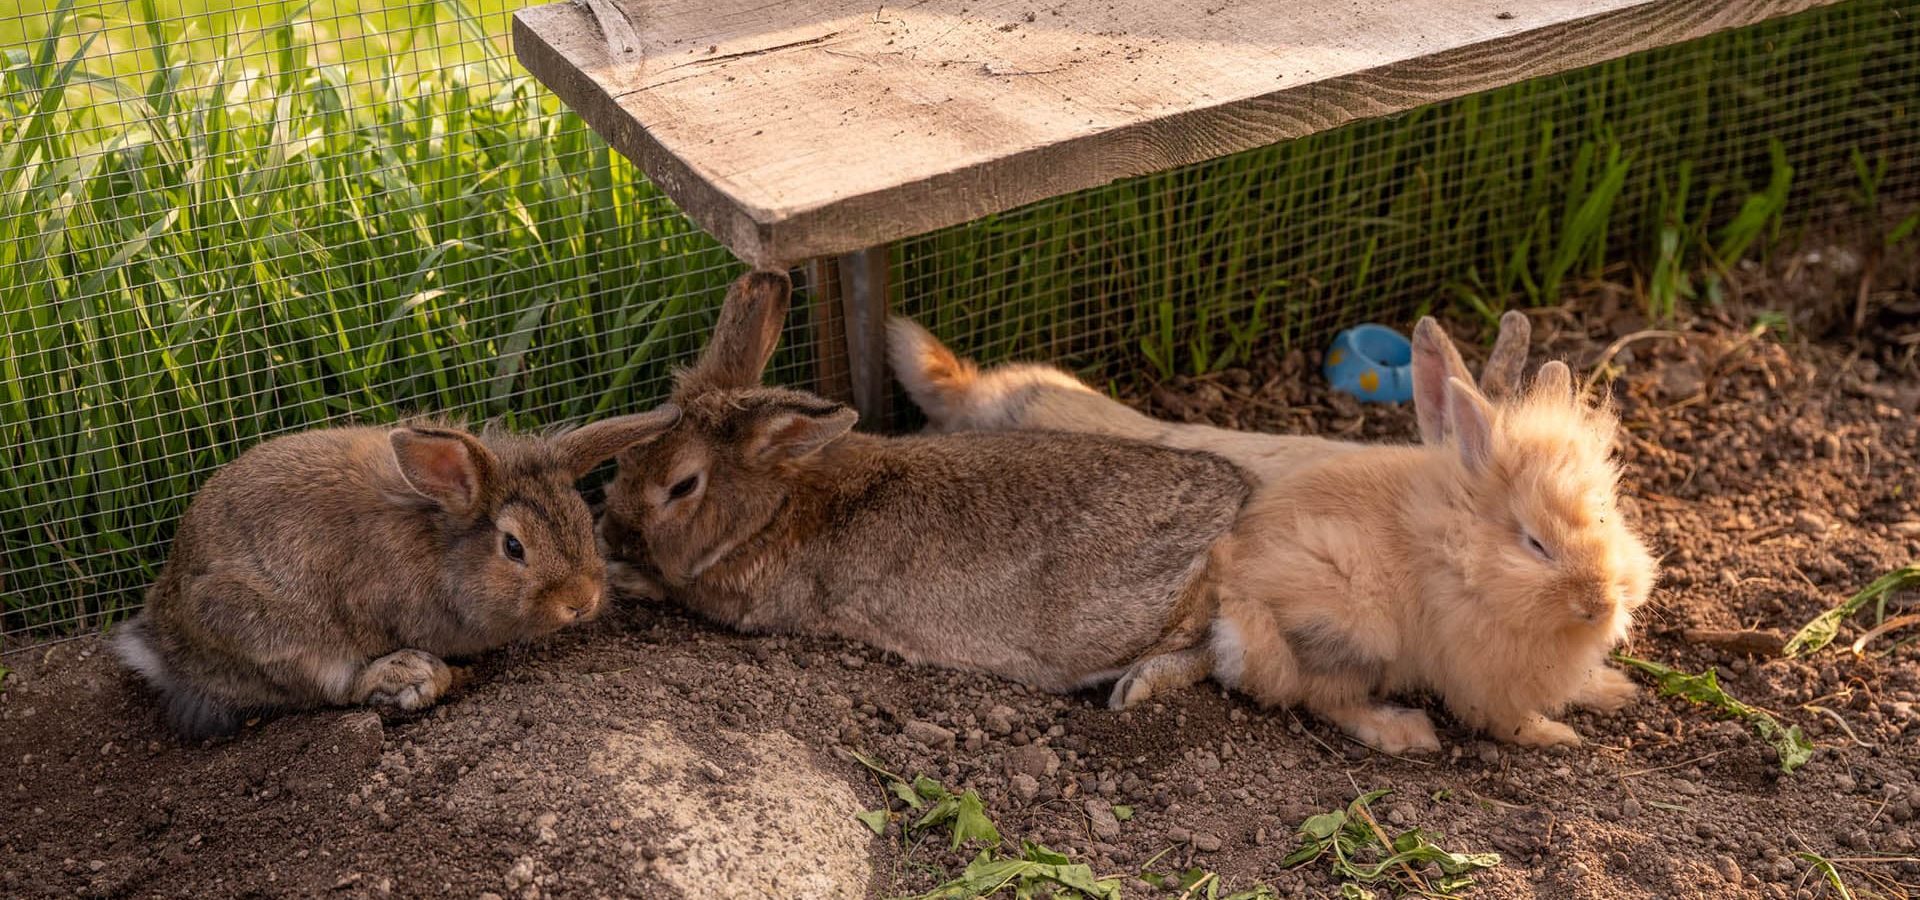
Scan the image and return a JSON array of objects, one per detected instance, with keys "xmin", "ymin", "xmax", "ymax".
[
  {"xmin": 894, "ymin": 0, "xmax": 1920, "ymax": 383},
  {"xmin": 0, "ymin": 0, "xmax": 815, "ymax": 647},
  {"xmin": 4, "ymin": 0, "xmax": 1916, "ymax": 650}
]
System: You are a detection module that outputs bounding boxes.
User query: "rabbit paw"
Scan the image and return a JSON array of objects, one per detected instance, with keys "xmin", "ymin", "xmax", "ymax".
[
  {"xmin": 356, "ymin": 649, "xmax": 452, "ymax": 711},
  {"xmin": 1507, "ymin": 715, "xmax": 1582, "ymax": 748},
  {"xmin": 1107, "ymin": 647, "xmax": 1211, "ymax": 710},
  {"xmin": 1108, "ymin": 671, "xmax": 1153, "ymax": 710},
  {"xmin": 1342, "ymin": 705, "xmax": 1442, "ymax": 755},
  {"xmin": 1570, "ymin": 666, "xmax": 1636, "ymax": 713}
]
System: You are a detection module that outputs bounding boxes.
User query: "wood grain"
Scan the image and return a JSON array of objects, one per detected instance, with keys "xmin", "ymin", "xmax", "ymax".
[{"xmin": 513, "ymin": 0, "xmax": 1845, "ymax": 266}]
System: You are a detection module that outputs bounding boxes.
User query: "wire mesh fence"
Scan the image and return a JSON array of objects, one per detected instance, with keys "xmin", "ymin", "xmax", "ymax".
[
  {"xmin": 4, "ymin": 0, "xmax": 1916, "ymax": 651},
  {"xmin": 894, "ymin": 0, "xmax": 1920, "ymax": 380}
]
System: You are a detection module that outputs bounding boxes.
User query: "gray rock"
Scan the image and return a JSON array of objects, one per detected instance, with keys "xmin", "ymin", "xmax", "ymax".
[
  {"xmin": 1193, "ymin": 832, "xmax": 1223, "ymax": 853},
  {"xmin": 1085, "ymin": 800, "xmax": 1121, "ymax": 841},
  {"xmin": 984, "ymin": 705, "xmax": 1017, "ymax": 735},
  {"xmin": 504, "ymin": 857, "xmax": 536, "ymax": 890},
  {"xmin": 904, "ymin": 720, "xmax": 956, "ymax": 751},
  {"xmin": 1004, "ymin": 744, "xmax": 1059, "ymax": 779},
  {"xmin": 1010, "ymin": 774, "xmax": 1041, "ymax": 801}
]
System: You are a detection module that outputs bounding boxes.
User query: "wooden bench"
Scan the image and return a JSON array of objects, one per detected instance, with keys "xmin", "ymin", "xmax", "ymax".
[{"xmin": 513, "ymin": 0, "xmax": 1840, "ymax": 420}]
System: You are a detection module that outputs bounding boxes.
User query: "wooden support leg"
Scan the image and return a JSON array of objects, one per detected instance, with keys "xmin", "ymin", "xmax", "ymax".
[
  {"xmin": 807, "ymin": 257, "xmax": 852, "ymax": 407},
  {"xmin": 806, "ymin": 245, "xmax": 893, "ymax": 430}
]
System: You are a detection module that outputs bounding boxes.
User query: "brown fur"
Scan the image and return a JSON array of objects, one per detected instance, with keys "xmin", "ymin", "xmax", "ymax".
[
  {"xmin": 114, "ymin": 409, "xmax": 681, "ymax": 739},
  {"xmin": 599, "ymin": 272, "xmax": 1251, "ymax": 697}
]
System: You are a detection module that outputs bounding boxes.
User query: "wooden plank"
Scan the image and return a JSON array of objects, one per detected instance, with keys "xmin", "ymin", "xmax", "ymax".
[{"xmin": 514, "ymin": 0, "xmax": 1844, "ymax": 267}]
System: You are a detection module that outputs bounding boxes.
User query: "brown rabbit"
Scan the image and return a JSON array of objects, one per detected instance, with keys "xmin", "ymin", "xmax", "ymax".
[
  {"xmin": 113, "ymin": 409, "xmax": 681, "ymax": 739},
  {"xmin": 597, "ymin": 272, "xmax": 1250, "ymax": 699}
]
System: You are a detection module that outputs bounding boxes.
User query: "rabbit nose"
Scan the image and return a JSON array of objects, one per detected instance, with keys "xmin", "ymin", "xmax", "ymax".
[
  {"xmin": 551, "ymin": 579, "xmax": 603, "ymax": 624},
  {"xmin": 566, "ymin": 584, "xmax": 604, "ymax": 621}
]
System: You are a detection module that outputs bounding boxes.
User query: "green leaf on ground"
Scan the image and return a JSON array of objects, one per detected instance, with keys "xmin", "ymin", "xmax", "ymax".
[
  {"xmin": 1111, "ymin": 804, "xmax": 1133, "ymax": 821},
  {"xmin": 949, "ymin": 791, "xmax": 1001, "ymax": 850},
  {"xmin": 1795, "ymin": 851, "xmax": 1858, "ymax": 900},
  {"xmin": 1783, "ymin": 564, "xmax": 1920, "ymax": 658},
  {"xmin": 1282, "ymin": 789, "xmax": 1499, "ymax": 896},
  {"xmin": 904, "ymin": 843, "xmax": 1122, "ymax": 900},
  {"xmin": 1614, "ymin": 653, "xmax": 1814, "ymax": 773},
  {"xmin": 857, "ymin": 809, "xmax": 890, "ymax": 835}
]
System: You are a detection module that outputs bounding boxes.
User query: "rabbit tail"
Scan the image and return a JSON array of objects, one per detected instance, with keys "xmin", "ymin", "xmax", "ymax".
[{"xmin": 113, "ymin": 616, "xmax": 243, "ymax": 740}]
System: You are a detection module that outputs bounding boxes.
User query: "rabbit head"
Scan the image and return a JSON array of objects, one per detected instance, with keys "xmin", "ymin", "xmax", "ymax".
[
  {"xmin": 393, "ymin": 408, "xmax": 680, "ymax": 639},
  {"xmin": 1411, "ymin": 316, "xmax": 1657, "ymax": 643},
  {"xmin": 601, "ymin": 271, "xmax": 857, "ymax": 593}
]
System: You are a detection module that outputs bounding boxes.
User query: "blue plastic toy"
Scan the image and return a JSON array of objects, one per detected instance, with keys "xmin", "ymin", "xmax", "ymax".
[{"xmin": 1324, "ymin": 324, "xmax": 1414, "ymax": 403}]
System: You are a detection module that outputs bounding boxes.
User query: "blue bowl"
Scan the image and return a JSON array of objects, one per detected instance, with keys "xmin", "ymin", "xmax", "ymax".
[{"xmin": 1324, "ymin": 324, "xmax": 1414, "ymax": 403}]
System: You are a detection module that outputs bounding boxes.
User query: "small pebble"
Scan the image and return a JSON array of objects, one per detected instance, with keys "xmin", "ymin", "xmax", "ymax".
[{"xmin": 903, "ymin": 720, "xmax": 956, "ymax": 751}]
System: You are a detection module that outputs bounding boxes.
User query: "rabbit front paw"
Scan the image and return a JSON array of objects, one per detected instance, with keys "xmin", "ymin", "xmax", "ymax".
[
  {"xmin": 1334, "ymin": 704, "xmax": 1442, "ymax": 755},
  {"xmin": 1570, "ymin": 665, "xmax": 1637, "ymax": 713},
  {"xmin": 1505, "ymin": 715, "xmax": 1581, "ymax": 748},
  {"xmin": 355, "ymin": 649, "xmax": 453, "ymax": 711}
]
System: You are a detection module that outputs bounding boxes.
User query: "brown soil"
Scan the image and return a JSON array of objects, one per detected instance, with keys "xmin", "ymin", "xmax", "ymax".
[{"xmin": 4, "ymin": 257, "xmax": 1919, "ymax": 900}]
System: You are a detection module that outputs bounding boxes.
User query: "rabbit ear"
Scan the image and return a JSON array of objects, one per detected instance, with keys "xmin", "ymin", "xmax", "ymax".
[
  {"xmin": 1445, "ymin": 377, "xmax": 1497, "ymax": 473},
  {"xmin": 1412, "ymin": 317, "xmax": 1476, "ymax": 444},
  {"xmin": 391, "ymin": 427, "xmax": 499, "ymax": 517},
  {"xmin": 1532, "ymin": 360, "xmax": 1573, "ymax": 400},
  {"xmin": 1479, "ymin": 310, "xmax": 1532, "ymax": 400},
  {"xmin": 679, "ymin": 270, "xmax": 792, "ymax": 396},
  {"xmin": 750, "ymin": 398, "xmax": 859, "ymax": 463},
  {"xmin": 553, "ymin": 405, "xmax": 682, "ymax": 479}
]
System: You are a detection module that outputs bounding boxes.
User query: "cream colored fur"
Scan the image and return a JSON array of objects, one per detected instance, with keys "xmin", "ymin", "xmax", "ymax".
[{"xmin": 1209, "ymin": 376, "xmax": 1655, "ymax": 753}]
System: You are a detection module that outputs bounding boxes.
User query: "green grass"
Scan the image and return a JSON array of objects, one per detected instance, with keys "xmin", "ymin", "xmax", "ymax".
[
  {"xmin": 1, "ymin": 0, "xmax": 744, "ymax": 639},
  {"xmin": 3, "ymin": 0, "xmax": 1918, "ymax": 642}
]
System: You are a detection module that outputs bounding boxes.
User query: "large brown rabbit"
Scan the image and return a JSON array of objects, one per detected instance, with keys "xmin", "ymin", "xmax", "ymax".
[
  {"xmin": 114, "ymin": 409, "xmax": 681, "ymax": 739},
  {"xmin": 893, "ymin": 314, "xmax": 1656, "ymax": 752},
  {"xmin": 597, "ymin": 272, "xmax": 1250, "ymax": 699}
]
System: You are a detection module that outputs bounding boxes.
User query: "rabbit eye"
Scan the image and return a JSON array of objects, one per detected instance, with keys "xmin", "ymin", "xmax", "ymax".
[
  {"xmin": 1522, "ymin": 531, "xmax": 1552, "ymax": 562},
  {"xmin": 503, "ymin": 533, "xmax": 526, "ymax": 563},
  {"xmin": 667, "ymin": 474, "xmax": 700, "ymax": 501}
]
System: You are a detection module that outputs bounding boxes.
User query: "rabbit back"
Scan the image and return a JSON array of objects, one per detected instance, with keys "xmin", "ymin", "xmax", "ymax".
[{"xmin": 752, "ymin": 430, "xmax": 1249, "ymax": 689}]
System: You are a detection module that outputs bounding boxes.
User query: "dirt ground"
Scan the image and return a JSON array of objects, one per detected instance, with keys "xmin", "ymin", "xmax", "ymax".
[{"xmin": 4, "ymin": 250, "xmax": 1920, "ymax": 899}]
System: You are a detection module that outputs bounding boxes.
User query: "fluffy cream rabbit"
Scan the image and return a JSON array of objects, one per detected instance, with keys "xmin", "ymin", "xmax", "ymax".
[{"xmin": 1203, "ymin": 334, "xmax": 1657, "ymax": 752}]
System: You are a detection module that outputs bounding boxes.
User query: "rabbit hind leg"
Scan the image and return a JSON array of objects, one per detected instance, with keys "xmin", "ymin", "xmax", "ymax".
[{"xmin": 1107, "ymin": 646, "xmax": 1212, "ymax": 709}]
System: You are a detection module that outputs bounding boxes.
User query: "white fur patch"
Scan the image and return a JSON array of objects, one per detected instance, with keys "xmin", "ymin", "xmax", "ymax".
[
  {"xmin": 111, "ymin": 627, "xmax": 168, "ymax": 686},
  {"xmin": 1209, "ymin": 619, "xmax": 1246, "ymax": 689}
]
